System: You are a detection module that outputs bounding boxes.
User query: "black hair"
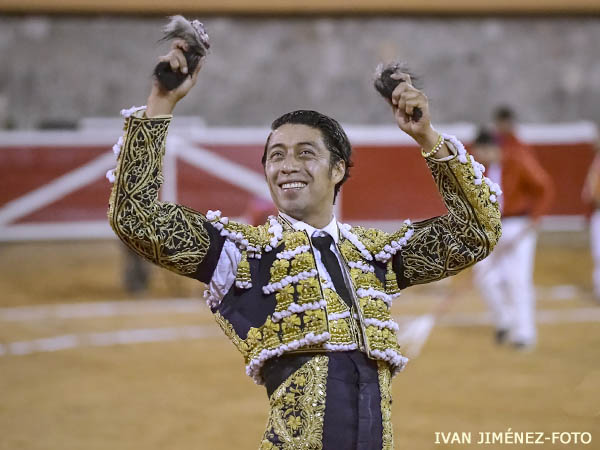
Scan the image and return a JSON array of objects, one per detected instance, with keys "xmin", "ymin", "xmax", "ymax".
[
  {"xmin": 493, "ymin": 105, "xmax": 515, "ymax": 122},
  {"xmin": 262, "ymin": 110, "xmax": 353, "ymax": 203},
  {"xmin": 474, "ymin": 127, "xmax": 499, "ymax": 147}
]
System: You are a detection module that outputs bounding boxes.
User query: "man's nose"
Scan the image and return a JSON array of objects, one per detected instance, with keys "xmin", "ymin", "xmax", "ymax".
[{"xmin": 281, "ymin": 154, "xmax": 301, "ymax": 173}]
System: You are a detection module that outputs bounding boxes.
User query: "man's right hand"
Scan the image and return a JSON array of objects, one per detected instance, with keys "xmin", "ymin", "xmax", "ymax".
[{"xmin": 146, "ymin": 39, "xmax": 204, "ymax": 117}]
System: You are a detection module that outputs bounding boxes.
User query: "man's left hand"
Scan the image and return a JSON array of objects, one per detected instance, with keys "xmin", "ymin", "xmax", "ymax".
[{"xmin": 390, "ymin": 71, "xmax": 448, "ymax": 156}]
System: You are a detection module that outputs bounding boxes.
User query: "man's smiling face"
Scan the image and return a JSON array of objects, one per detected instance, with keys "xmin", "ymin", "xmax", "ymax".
[{"xmin": 264, "ymin": 123, "xmax": 344, "ymax": 225}]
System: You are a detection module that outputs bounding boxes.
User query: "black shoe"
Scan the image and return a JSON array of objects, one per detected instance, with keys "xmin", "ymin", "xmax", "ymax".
[
  {"xmin": 495, "ymin": 329, "xmax": 508, "ymax": 345},
  {"xmin": 511, "ymin": 341, "xmax": 534, "ymax": 352}
]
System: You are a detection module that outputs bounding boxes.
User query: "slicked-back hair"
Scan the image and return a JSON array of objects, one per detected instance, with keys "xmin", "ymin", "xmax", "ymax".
[{"xmin": 262, "ymin": 110, "xmax": 353, "ymax": 203}]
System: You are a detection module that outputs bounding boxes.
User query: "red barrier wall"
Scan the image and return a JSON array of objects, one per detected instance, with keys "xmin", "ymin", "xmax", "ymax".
[
  {"xmin": 342, "ymin": 143, "xmax": 596, "ymax": 221},
  {"xmin": 0, "ymin": 139, "xmax": 596, "ymax": 228}
]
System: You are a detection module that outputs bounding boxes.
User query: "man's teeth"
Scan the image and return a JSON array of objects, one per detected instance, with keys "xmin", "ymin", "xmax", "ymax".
[{"xmin": 282, "ymin": 182, "xmax": 307, "ymax": 189}]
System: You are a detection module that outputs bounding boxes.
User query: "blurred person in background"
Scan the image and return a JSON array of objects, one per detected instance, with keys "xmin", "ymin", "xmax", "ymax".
[
  {"xmin": 122, "ymin": 246, "xmax": 150, "ymax": 295},
  {"xmin": 107, "ymin": 38, "xmax": 501, "ymax": 449},
  {"xmin": 582, "ymin": 138, "xmax": 600, "ymax": 302},
  {"xmin": 471, "ymin": 128, "xmax": 554, "ymax": 350},
  {"xmin": 494, "ymin": 105, "xmax": 535, "ymax": 157}
]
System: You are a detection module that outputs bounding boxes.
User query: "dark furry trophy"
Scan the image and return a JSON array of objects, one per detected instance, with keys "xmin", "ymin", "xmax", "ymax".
[
  {"xmin": 374, "ymin": 62, "xmax": 423, "ymax": 122},
  {"xmin": 153, "ymin": 16, "xmax": 210, "ymax": 91}
]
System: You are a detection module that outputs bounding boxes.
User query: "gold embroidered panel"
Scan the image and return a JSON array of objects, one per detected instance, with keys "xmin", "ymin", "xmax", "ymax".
[
  {"xmin": 260, "ymin": 355, "xmax": 329, "ymax": 450},
  {"xmin": 378, "ymin": 361, "xmax": 394, "ymax": 450},
  {"xmin": 400, "ymin": 157, "xmax": 501, "ymax": 286},
  {"xmin": 108, "ymin": 116, "xmax": 211, "ymax": 277}
]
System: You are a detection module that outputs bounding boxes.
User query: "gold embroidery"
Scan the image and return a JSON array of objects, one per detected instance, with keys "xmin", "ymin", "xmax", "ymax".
[
  {"xmin": 274, "ymin": 285, "xmax": 295, "ymax": 315},
  {"xmin": 339, "ymin": 239, "xmax": 363, "ymax": 262},
  {"xmin": 261, "ymin": 355, "xmax": 328, "ymax": 449},
  {"xmin": 322, "ymin": 288, "xmax": 356, "ymax": 347},
  {"xmin": 263, "ymin": 319, "xmax": 282, "ymax": 349},
  {"xmin": 399, "ymin": 157, "xmax": 501, "ymax": 286},
  {"xmin": 354, "ymin": 270, "xmax": 384, "ymax": 290},
  {"xmin": 215, "ymin": 214, "xmax": 407, "ymax": 379},
  {"xmin": 385, "ymin": 260, "xmax": 401, "ymax": 296},
  {"xmin": 366, "ymin": 325, "xmax": 402, "ymax": 354},
  {"xmin": 291, "ymin": 252, "xmax": 314, "ymax": 275},
  {"xmin": 359, "ymin": 297, "xmax": 390, "ymax": 321},
  {"xmin": 213, "ymin": 312, "xmax": 249, "ymax": 359},
  {"xmin": 387, "ymin": 222, "xmax": 412, "ymax": 248},
  {"xmin": 246, "ymin": 327, "xmax": 263, "ymax": 350},
  {"xmin": 348, "ymin": 154, "xmax": 501, "ymax": 289},
  {"xmin": 322, "ymin": 288, "xmax": 344, "ymax": 314},
  {"xmin": 329, "ymin": 317, "xmax": 353, "ymax": 344},
  {"xmin": 351, "ymin": 226, "xmax": 394, "ymax": 255},
  {"xmin": 377, "ymin": 361, "xmax": 394, "ymax": 449},
  {"xmin": 303, "ymin": 309, "xmax": 326, "ymax": 335},
  {"xmin": 236, "ymin": 250, "xmax": 252, "ymax": 287},
  {"xmin": 108, "ymin": 116, "xmax": 211, "ymax": 276},
  {"xmin": 337, "ymin": 242, "xmax": 401, "ymax": 356},
  {"xmin": 446, "ymin": 157, "xmax": 502, "ymax": 250},
  {"xmin": 296, "ymin": 278, "xmax": 321, "ymax": 305},
  {"xmin": 219, "ymin": 219, "xmax": 274, "ymax": 250},
  {"xmin": 282, "ymin": 314, "xmax": 303, "ymax": 342},
  {"xmin": 283, "ymin": 230, "xmax": 310, "ymax": 250},
  {"xmin": 271, "ymin": 259, "xmax": 291, "ymax": 283}
]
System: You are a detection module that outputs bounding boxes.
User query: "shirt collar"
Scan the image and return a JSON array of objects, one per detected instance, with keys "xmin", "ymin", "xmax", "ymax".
[{"xmin": 279, "ymin": 212, "xmax": 339, "ymax": 244}]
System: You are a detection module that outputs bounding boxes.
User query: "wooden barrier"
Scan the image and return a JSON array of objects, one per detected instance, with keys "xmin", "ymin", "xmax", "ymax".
[{"xmin": 0, "ymin": 122, "xmax": 596, "ymax": 240}]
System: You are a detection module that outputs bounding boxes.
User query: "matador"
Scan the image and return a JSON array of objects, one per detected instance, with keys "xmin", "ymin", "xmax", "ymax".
[{"xmin": 107, "ymin": 39, "xmax": 502, "ymax": 449}]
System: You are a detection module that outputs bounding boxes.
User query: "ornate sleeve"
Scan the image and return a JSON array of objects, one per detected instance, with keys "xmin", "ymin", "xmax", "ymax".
[
  {"xmin": 107, "ymin": 109, "xmax": 224, "ymax": 282},
  {"xmin": 391, "ymin": 135, "xmax": 502, "ymax": 288}
]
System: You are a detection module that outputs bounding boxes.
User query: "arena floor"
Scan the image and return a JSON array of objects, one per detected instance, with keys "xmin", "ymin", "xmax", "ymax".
[{"xmin": 1, "ymin": 233, "xmax": 599, "ymax": 449}]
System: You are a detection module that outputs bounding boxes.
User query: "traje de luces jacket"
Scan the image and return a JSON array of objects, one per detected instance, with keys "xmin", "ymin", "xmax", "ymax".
[{"xmin": 107, "ymin": 109, "xmax": 502, "ymax": 383}]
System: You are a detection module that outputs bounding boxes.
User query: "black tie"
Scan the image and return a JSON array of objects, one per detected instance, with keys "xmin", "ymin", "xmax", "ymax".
[{"xmin": 311, "ymin": 232, "xmax": 353, "ymax": 307}]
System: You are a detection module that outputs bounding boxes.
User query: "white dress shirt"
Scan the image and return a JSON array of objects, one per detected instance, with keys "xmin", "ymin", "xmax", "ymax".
[{"xmin": 279, "ymin": 212, "xmax": 344, "ymax": 289}]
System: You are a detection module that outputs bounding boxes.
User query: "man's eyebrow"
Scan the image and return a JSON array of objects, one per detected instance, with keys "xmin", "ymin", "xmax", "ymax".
[
  {"xmin": 267, "ymin": 141, "xmax": 318, "ymax": 150},
  {"xmin": 267, "ymin": 142, "xmax": 286, "ymax": 151}
]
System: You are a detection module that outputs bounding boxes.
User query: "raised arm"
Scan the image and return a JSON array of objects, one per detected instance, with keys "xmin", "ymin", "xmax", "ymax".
[
  {"xmin": 393, "ymin": 140, "xmax": 502, "ymax": 288},
  {"xmin": 375, "ymin": 70, "xmax": 501, "ymax": 288},
  {"xmin": 107, "ymin": 39, "xmax": 224, "ymax": 282}
]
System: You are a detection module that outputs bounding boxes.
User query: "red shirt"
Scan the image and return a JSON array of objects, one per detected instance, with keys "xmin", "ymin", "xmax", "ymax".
[{"xmin": 498, "ymin": 133, "xmax": 554, "ymax": 221}]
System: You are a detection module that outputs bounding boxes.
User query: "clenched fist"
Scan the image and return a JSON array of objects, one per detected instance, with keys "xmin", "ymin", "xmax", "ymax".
[
  {"xmin": 389, "ymin": 72, "xmax": 449, "ymax": 158},
  {"xmin": 147, "ymin": 39, "xmax": 205, "ymax": 117}
]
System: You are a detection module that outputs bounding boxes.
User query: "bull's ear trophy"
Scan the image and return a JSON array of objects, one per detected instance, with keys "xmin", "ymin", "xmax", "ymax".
[
  {"xmin": 153, "ymin": 15, "xmax": 210, "ymax": 91},
  {"xmin": 373, "ymin": 61, "xmax": 423, "ymax": 122}
]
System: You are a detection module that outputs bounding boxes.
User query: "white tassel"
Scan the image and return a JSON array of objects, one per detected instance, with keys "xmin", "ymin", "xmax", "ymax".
[
  {"xmin": 324, "ymin": 342, "xmax": 358, "ymax": 351},
  {"xmin": 272, "ymin": 299, "xmax": 327, "ymax": 322},
  {"xmin": 328, "ymin": 311, "xmax": 351, "ymax": 321},
  {"xmin": 374, "ymin": 227, "xmax": 414, "ymax": 263},
  {"xmin": 262, "ymin": 269, "xmax": 318, "ymax": 294},
  {"xmin": 348, "ymin": 260, "xmax": 375, "ymax": 273},
  {"xmin": 364, "ymin": 317, "xmax": 400, "ymax": 331},
  {"xmin": 245, "ymin": 331, "xmax": 331, "ymax": 384},
  {"xmin": 120, "ymin": 105, "xmax": 146, "ymax": 118},
  {"xmin": 357, "ymin": 287, "xmax": 394, "ymax": 307},
  {"xmin": 444, "ymin": 133, "xmax": 503, "ymax": 203},
  {"xmin": 339, "ymin": 223, "xmax": 373, "ymax": 261},
  {"xmin": 106, "ymin": 169, "xmax": 116, "ymax": 183},
  {"xmin": 112, "ymin": 136, "xmax": 123, "ymax": 156}
]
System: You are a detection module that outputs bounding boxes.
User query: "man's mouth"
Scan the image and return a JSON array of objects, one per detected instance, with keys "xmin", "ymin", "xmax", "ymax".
[{"xmin": 280, "ymin": 182, "xmax": 307, "ymax": 191}]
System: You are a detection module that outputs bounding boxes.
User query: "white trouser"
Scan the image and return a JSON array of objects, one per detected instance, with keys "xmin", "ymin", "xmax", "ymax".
[
  {"xmin": 473, "ymin": 217, "xmax": 537, "ymax": 346},
  {"xmin": 590, "ymin": 211, "xmax": 600, "ymax": 297}
]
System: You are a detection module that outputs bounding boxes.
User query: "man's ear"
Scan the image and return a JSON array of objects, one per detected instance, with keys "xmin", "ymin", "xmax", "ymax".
[{"xmin": 332, "ymin": 160, "xmax": 345, "ymax": 184}]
